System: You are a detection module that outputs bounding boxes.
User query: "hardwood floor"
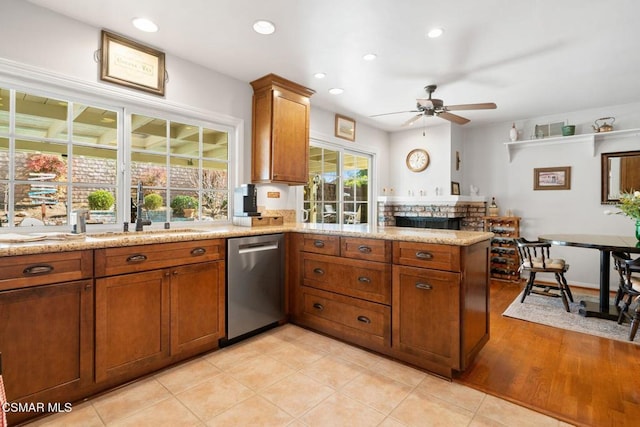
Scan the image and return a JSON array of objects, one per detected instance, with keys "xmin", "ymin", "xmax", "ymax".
[{"xmin": 455, "ymin": 280, "xmax": 640, "ymax": 427}]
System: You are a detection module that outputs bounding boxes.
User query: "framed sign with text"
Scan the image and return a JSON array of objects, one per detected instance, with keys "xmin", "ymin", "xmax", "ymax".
[{"xmin": 100, "ymin": 30, "xmax": 166, "ymax": 96}]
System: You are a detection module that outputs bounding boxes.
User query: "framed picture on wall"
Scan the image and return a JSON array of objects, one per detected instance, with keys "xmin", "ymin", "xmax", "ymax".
[
  {"xmin": 533, "ymin": 166, "xmax": 571, "ymax": 190},
  {"xmin": 100, "ymin": 30, "xmax": 166, "ymax": 96},
  {"xmin": 335, "ymin": 114, "xmax": 356, "ymax": 141},
  {"xmin": 451, "ymin": 181, "xmax": 461, "ymax": 195}
]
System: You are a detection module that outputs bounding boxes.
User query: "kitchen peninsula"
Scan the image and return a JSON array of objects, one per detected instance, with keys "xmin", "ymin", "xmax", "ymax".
[{"xmin": 0, "ymin": 224, "xmax": 491, "ymax": 425}]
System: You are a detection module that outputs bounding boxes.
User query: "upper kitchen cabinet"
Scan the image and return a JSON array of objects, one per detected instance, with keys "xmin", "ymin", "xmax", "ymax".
[{"xmin": 250, "ymin": 74, "xmax": 315, "ymax": 185}]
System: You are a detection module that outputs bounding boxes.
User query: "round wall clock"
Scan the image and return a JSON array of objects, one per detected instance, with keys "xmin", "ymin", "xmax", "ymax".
[{"xmin": 406, "ymin": 148, "xmax": 430, "ymax": 172}]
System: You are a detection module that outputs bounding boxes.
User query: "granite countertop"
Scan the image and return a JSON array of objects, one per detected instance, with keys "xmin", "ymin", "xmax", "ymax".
[{"xmin": 0, "ymin": 223, "xmax": 493, "ymax": 256}]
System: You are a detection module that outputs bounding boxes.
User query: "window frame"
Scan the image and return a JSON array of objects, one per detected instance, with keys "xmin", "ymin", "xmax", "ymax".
[
  {"xmin": 0, "ymin": 62, "xmax": 239, "ymax": 231},
  {"xmin": 302, "ymin": 138, "xmax": 374, "ymax": 225}
]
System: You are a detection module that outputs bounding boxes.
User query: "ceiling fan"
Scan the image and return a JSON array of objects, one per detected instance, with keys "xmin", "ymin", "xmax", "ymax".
[{"xmin": 370, "ymin": 85, "xmax": 497, "ymax": 126}]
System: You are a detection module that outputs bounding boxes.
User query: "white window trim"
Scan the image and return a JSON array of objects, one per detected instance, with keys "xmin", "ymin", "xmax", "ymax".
[
  {"xmin": 299, "ymin": 137, "xmax": 376, "ymax": 224},
  {"xmin": 0, "ymin": 57, "xmax": 241, "ymax": 231}
]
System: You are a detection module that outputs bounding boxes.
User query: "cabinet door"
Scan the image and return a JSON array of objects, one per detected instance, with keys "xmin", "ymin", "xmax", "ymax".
[
  {"xmin": 170, "ymin": 261, "xmax": 225, "ymax": 356},
  {"xmin": 271, "ymin": 87, "xmax": 310, "ymax": 184},
  {"xmin": 0, "ymin": 280, "xmax": 93, "ymax": 425},
  {"xmin": 392, "ymin": 265, "xmax": 461, "ymax": 369},
  {"xmin": 95, "ymin": 270, "xmax": 170, "ymax": 383}
]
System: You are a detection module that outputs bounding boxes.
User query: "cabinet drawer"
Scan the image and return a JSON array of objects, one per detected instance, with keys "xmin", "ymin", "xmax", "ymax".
[
  {"xmin": 95, "ymin": 239, "xmax": 224, "ymax": 277},
  {"xmin": 393, "ymin": 241, "xmax": 461, "ymax": 272},
  {"xmin": 341, "ymin": 237, "xmax": 391, "ymax": 263},
  {"xmin": 302, "ymin": 253, "xmax": 391, "ymax": 305},
  {"xmin": 300, "ymin": 286, "xmax": 390, "ymax": 348},
  {"xmin": 0, "ymin": 250, "xmax": 93, "ymax": 291},
  {"xmin": 300, "ymin": 233, "xmax": 340, "ymax": 256}
]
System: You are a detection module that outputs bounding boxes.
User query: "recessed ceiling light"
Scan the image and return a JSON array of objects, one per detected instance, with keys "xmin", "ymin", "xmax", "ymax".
[
  {"xmin": 427, "ymin": 27, "xmax": 444, "ymax": 38},
  {"xmin": 314, "ymin": 72, "xmax": 326, "ymax": 79},
  {"xmin": 132, "ymin": 18, "xmax": 158, "ymax": 33},
  {"xmin": 328, "ymin": 88, "xmax": 344, "ymax": 95},
  {"xmin": 253, "ymin": 20, "xmax": 276, "ymax": 35},
  {"xmin": 362, "ymin": 53, "xmax": 377, "ymax": 61}
]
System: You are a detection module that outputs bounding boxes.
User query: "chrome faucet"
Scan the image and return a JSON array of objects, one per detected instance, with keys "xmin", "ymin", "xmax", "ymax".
[
  {"xmin": 71, "ymin": 209, "xmax": 88, "ymax": 234},
  {"xmin": 135, "ymin": 181, "xmax": 152, "ymax": 232}
]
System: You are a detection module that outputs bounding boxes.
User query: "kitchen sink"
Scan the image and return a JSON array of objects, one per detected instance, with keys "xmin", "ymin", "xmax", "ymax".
[{"xmin": 87, "ymin": 228, "xmax": 205, "ymax": 238}]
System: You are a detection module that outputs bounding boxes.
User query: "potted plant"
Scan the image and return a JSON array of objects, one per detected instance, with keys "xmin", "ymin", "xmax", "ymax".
[
  {"xmin": 170, "ymin": 195, "xmax": 198, "ymax": 218},
  {"xmin": 143, "ymin": 193, "xmax": 163, "ymax": 211},
  {"xmin": 87, "ymin": 190, "xmax": 115, "ymax": 211}
]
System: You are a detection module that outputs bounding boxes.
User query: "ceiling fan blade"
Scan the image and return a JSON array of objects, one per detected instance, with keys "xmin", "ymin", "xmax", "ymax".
[
  {"xmin": 369, "ymin": 110, "xmax": 420, "ymax": 118},
  {"xmin": 437, "ymin": 111, "xmax": 470, "ymax": 125},
  {"xmin": 402, "ymin": 114, "xmax": 424, "ymax": 126},
  {"xmin": 444, "ymin": 102, "xmax": 497, "ymax": 111}
]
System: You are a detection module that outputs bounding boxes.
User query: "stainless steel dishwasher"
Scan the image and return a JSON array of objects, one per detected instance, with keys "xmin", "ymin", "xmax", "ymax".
[{"xmin": 224, "ymin": 233, "xmax": 285, "ymax": 343}]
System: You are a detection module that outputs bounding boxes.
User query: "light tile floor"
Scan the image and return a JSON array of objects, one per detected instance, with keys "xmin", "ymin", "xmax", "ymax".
[{"xmin": 28, "ymin": 324, "xmax": 572, "ymax": 426}]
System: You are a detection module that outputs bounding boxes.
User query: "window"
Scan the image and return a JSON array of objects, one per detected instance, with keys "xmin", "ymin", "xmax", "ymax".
[
  {"xmin": 303, "ymin": 144, "xmax": 371, "ymax": 224},
  {"xmin": 129, "ymin": 113, "xmax": 229, "ymax": 223},
  {"xmin": 0, "ymin": 87, "xmax": 120, "ymax": 227},
  {"xmin": 0, "ymin": 85, "xmax": 231, "ymax": 229}
]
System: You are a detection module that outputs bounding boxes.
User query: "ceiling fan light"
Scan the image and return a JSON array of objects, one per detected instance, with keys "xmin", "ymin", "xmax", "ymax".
[
  {"xmin": 132, "ymin": 18, "xmax": 158, "ymax": 33},
  {"xmin": 329, "ymin": 88, "xmax": 344, "ymax": 95},
  {"xmin": 253, "ymin": 20, "xmax": 276, "ymax": 35},
  {"xmin": 427, "ymin": 27, "xmax": 444, "ymax": 38}
]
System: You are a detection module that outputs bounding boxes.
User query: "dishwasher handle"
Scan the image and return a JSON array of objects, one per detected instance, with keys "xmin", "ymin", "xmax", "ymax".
[{"xmin": 238, "ymin": 242, "xmax": 279, "ymax": 254}]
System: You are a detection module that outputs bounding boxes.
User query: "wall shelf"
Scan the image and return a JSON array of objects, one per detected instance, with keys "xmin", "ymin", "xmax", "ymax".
[{"xmin": 504, "ymin": 128, "xmax": 640, "ymax": 162}]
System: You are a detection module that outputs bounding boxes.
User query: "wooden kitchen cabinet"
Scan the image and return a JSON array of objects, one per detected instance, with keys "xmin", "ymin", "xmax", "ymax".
[
  {"xmin": 0, "ymin": 251, "xmax": 93, "ymax": 426},
  {"xmin": 392, "ymin": 265, "xmax": 461, "ymax": 369},
  {"xmin": 290, "ymin": 232, "xmax": 490, "ymax": 378},
  {"xmin": 291, "ymin": 234, "xmax": 392, "ymax": 353},
  {"xmin": 250, "ymin": 73, "xmax": 314, "ymax": 184},
  {"xmin": 95, "ymin": 240, "xmax": 225, "ymax": 383},
  {"xmin": 391, "ymin": 240, "xmax": 491, "ymax": 376},
  {"xmin": 95, "ymin": 269, "xmax": 170, "ymax": 383}
]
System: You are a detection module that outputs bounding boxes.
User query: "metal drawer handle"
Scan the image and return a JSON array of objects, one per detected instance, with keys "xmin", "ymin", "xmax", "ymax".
[
  {"xmin": 126, "ymin": 254, "xmax": 148, "ymax": 263},
  {"xmin": 313, "ymin": 267, "xmax": 325, "ymax": 275},
  {"xmin": 415, "ymin": 251, "xmax": 433, "ymax": 260},
  {"xmin": 23, "ymin": 264, "xmax": 54, "ymax": 275},
  {"xmin": 415, "ymin": 282, "xmax": 432, "ymax": 290},
  {"xmin": 357, "ymin": 315, "xmax": 371, "ymax": 324},
  {"xmin": 358, "ymin": 245, "xmax": 372, "ymax": 254},
  {"xmin": 312, "ymin": 302, "xmax": 324, "ymax": 311},
  {"xmin": 191, "ymin": 247, "xmax": 206, "ymax": 256},
  {"xmin": 358, "ymin": 276, "xmax": 371, "ymax": 283},
  {"xmin": 313, "ymin": 240, "xmax": 325, "ymax": 248}
]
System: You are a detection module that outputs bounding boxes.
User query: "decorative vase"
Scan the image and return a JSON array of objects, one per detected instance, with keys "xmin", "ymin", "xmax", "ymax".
[
  {"xmin": 509, "ymin": 123, "xmax": 518, "ymax": 142},
  {"xmin": 636, "ymin": 220, "xmax": 640, "ymax": 241}
]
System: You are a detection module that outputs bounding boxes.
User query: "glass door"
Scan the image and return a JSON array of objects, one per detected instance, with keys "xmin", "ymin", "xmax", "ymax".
[{"xmin": 303, "ymin": 145, "xmax": 371, "ymax": 224}]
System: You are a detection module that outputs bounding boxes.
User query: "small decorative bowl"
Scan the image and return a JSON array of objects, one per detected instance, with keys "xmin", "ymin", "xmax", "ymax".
[{"xmin": 562, "ymin": 125, "xmax": 575, "ymax": 136}]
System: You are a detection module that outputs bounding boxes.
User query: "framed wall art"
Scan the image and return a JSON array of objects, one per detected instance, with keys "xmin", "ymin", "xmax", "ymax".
[
  {"xmin": 451, "ymin": 181, "xmax": 461, "ymax": 195},
  {"xmin": 100, "ymin": 30, "xmax": 166, "ymax": 96},
  {"xmin": 533, "ymin": 166, "xmax": 571, "ymax": 190},
  {"xmin": 335, "ymin": 114, "xmax": 356, "ymax": 141}
]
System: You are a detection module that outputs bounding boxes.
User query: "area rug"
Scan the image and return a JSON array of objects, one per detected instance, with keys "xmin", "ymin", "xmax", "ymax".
[{"xmin": 502, "ymin": 291, "xmax": 639, "ymax": 345}]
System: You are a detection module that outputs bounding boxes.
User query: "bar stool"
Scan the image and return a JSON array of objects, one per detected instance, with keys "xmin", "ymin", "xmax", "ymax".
[
  {"xmin": 515, "ymin": 238, "xmax": 574, "ymax": 312},
  {"xmin": 612, "ymin": 251, "xmax": 640, "ymax": 341}
]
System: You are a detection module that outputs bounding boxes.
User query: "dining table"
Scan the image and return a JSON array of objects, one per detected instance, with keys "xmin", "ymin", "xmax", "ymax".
[{"xmin": 538, "ymin": 233, "xmax": 640, "ymax": 320}]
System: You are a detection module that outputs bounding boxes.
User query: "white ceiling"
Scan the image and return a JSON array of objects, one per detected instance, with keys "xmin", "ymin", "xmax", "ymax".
[{"xmin": 27, "ymin": 0, "xmax": 640, "ymax": 132}]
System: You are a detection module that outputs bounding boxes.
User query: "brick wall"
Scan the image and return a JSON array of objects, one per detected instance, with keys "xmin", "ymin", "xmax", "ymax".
[{"xmin": 377, "ymin": 200, "xmax": 487, "ymax": 231}]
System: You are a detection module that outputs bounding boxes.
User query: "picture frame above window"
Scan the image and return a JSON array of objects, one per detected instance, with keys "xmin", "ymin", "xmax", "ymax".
[
  {"xmin": 335, "ymin": 114, "xmax": 356, "ymax": 141},
  {"xmin": 533, "ymin": 166, "xmax": 571, "ymax": 190},
  {"xmin": 100, "ymin": 30, "xmax": 166, "ymax": 96}
]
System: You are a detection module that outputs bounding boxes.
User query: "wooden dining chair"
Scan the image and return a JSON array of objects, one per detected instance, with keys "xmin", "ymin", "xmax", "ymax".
[
  {"xmin": 515, "ymin": 238, "xmax": 574, "ymax": 312},
  {"xmin": 612, "ymin": 251, "xmax": 640, "ymax": 341}
]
